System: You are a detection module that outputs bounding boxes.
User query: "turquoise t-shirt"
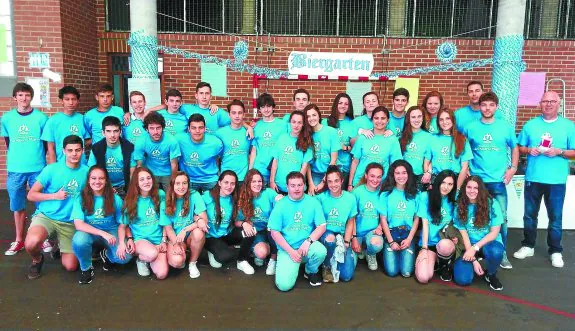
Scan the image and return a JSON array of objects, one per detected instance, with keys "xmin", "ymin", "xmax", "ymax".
[
  {"xmin": 252, "ymin": 118, "xmax": 288, "ymax": 179},
  {"xmin": 160, "ymin": 191, "xmax": 207, "ymax": 235},
  {"xmin": 84, "ymin": 106, "xmax": 124, "ymax": 143},
  {"xmin": 35, "ymin": 162, "xmax": 89, "ymax": 222},
  {"xmin": 351, "ymin": 114, "xmax": 373, "ymax": 136},
  {"xmin": 427, "ymin": 116, "xmax": 439, "ymax": 135},
  {"xmin": 87, "ymin": 145, "xmax": 136, "ymax": 187},
  {"xmin": 454, "ymin": 105, "xmax": 480, "ymax": 133},
  {"xmin": 416, "ymin": 192, "xmax": 454, "ymax": 246},
  {"xmin": 158, "ymin": 109, "xmax": 188, "ymax": 136},
  {"xmin": 177, "ymin": 133, "xmax": 223, "ymax": 184},
  {"xmin": 272, "ymin": 133, "xmax": 313, "ymax": 192},
  {"xmin": 202, "ymin": 191, "xmax": 234, "ymax": 238},
  {"xmin": 121, "ymin": 190, "xmax": 168, "ymax": 245},
  {"xmin": 268, "ymin": 194, "xmax": 326, "ymax": 250},
  {"xmin": 352, "ymin": 185, "xmax": 381, "ymax": 237},
  {"xmin": 378, "ymin": 188, "xmax": 419, "ymax": 229},
  {"xmin": 122, "ymin": 117, "xmax": 145, "ymax": 145},
  {"xmin": 402, "ymin": 130, "xmax": 433, "ymax": 175},
  {"xmin": 237, "ymin": 188, "xmax": 278, "ymax": 231},
  {"xmin": 311, "ymin": 125, "xmax": 340, "ymax": 174},
  {"xmin": 41, "ymin": 112, "xmax": 89, "ymax": 162},
  {"xmin": 454, "ymin": 199, "xmax": 504, "ymax": 245},
  {"xmin": 518, "ymin": 116, "xmax": 575, "ymax": 184},
  {"xmin": 316, "ymin": 190, "xmax": 358, "ymax": 234},
  {"xmin": 350, "ymin": 134, "xmax": 402, "ymax": 186},
  {"xmin": 180, "ymin": 104, "xmax": 231, "ymax": 134},
  {"xmin": 70, "ymin": 194, "xmax": 123, "ymax": 232},
  {"xmin": 133, "ymin": 133, "xmax": 181, "ymax": 176},
  {"xmin": 428, "ymin": 134, "xmax": 473, "ymax": 174},
  {"xmin": 465, "ymin": 119, "xmax": 518, "ymax": 183},
  {"xmin": 322, "ymin": 117, "xmax": 354, "ymax": 172},
  {"xmin": 215, "ymin": 125, "xmax": 252, "ymax": 181},
  {"xmin": 1, "ymin": 109, "xmax": 48, "ymax": 173},
  {"xmin": 388, "ymin": 113, "xmax": 405, "ymax": 139}
]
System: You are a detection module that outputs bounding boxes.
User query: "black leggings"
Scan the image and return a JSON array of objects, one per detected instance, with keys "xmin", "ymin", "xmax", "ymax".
[{"xmin": 204, "ymin": 227, "xmax": 256, "ymax": 264}]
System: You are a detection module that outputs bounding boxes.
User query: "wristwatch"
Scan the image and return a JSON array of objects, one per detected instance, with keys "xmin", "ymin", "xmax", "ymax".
[{"xmin": 472, "ymin": 244, "xmax": 480, "ymax": 251}]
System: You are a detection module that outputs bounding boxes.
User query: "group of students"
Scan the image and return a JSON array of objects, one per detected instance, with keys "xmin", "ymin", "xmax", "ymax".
[{"xmin": 2, "ymin": 79, "xmax": 573, "ymax": 292}]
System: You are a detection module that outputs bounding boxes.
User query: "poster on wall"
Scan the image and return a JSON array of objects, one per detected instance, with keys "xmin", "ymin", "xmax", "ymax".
[
  {"xmin": 518, "ymin": 72, "xmax": 546, "ymax": 106},
  {"xmin": 25, "ymin": 77, "xmax": 51, "ymax": 108},
  {"xmin": 288, "ymin": 52, "xmax": 374, "ymax": 77}
]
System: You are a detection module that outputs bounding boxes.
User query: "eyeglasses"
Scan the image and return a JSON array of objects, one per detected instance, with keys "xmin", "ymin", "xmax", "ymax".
[{"xmin": 540, "ymin": 100, "xmax": 559, "ymax": 105}]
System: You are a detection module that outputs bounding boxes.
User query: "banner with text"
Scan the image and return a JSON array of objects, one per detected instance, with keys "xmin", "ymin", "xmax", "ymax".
[{"xmin": 288, "ymin": 52, "xmax": 374, "ymax": 77}]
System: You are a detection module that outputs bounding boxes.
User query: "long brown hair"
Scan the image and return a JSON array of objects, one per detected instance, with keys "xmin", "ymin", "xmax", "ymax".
[
  {"xmin": 290, "ymin": 110, "xmax": 313, "ymax": 153},
  {"xmin": 437, "ymin": 108, "xmax": 466, "ymax": 158},
  {"xmin": 237, "ymin": 169, "xmax": 264, "ymax": 222},
  {"xmin": 328, "ymin": 93, "xmax": 354, "ymax": 128},
  {"xmin": 456, "ymin": 176, "xmax": 492, "ymax": 228},
  {"xmin": 81, "ymin": 165, "xmax": 116, "ymax": 216},
  {"xmin": 209, "ymin": 170, "xmax": 239, "ymax": 229},
  {"xmin": 122, "ymin": 167, "xmax": 161, "ymax": 222},
  {"xmin": 164, "ymin": 172, "xmax": 190, "ymax": 217},
  {"xmin": 399, "ymin": 106, "xmax": 428, "ymax": 153},
  {"xmin": 422, "ymin": 90, "xmax": 444, "ymax": 130}
]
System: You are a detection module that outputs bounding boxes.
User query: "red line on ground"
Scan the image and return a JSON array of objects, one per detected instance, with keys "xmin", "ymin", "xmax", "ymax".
[{"xmin": 431, "ymin": 279, "xmax": 575, "ymax": 320}]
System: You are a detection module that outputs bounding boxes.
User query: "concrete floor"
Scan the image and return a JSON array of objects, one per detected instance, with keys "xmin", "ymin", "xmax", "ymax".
[{"xmin": 0, "ymin": 191, "xmax": 574, "ymax": 329}]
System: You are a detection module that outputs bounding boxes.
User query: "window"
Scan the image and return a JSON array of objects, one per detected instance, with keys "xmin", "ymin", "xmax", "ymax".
[{"xmin": 0, "ymin": 0, "xmax": 16, "ymax": 96}]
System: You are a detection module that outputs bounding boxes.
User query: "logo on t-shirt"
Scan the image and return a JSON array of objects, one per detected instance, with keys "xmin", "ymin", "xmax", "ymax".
[
  {"xmin": 369, "ymin": 144, "xmax": 380, "ymax": 154},
  {"xmin": 220, "ymin": 207, "xmax": 226, "ymax": 220},
  {"xmin": 441, "ymin": 146, "xmax": 449, "ymax": 156},
  {"xmin": 18, "ymin": 125, "xmax": 29, "ymax": 135},
  {"xmin": 337, "ymin": 129, "xmax": 344, "ymax": 137},
  {"xmin": 254, "ymin": 207, "xmax": 263, "ymax": 218},
  {"xmin": 364, "ymin": 201, "xmax": 374, "ymax": 210},
  {"xmin": 284, "ymin": 146, "xmax": 294, "ymax": 154},
  {"xmin": 66, "ymin": 179, "xmax": 79, "ymax": 194},
  {"xmin": 440, "ymin": 207, "xmax": 447, "ymax": 218},
  {"xmin": 293, "ymin": 211, "xmax": 303, "ymax": 223},
  {"xmin": 151, "ymin": 149, "xmax": 161, "ymax": 157},
  {"xmin": 263, "ymin": 131, "xmax": 272, "ymax": 140},
  {"xmin": 69, "ymin": 125, "xmax": 79, "ymax": 135},
  {"xmin": 394, "ymin": 127, "xmax": 401, "ymax": 136},
  {"xmin": 132, "ymin": 128, "xmax": 142, "ymax": 136},
  {"xmin": 94, "ymin": 208, "xmax": 104, "ymax": 218},
  {"xmin": 328, "ymin": 208, "xmax": 339, "ymax": 218},
  {"xmin": 166, "ymin": 120, "xmax": 174, "ymax": 128},
  {"xmin": 314, "ymin": 141, "xmax": 321, "ymax": 151},
  {"xmin": 407, "ymin": 142, "xmax": 417, "ymax": 152},
  {"xmin": 106, "ymin": 157, "xmax": 117, "ymax": 167},
  {"xmin": 397, "ymin": 200, "xmax": 407, "ymax": 212},
  {"xmin": 146, "ymin": 206, "xmax": 156, "ymax": 217},
  {"xmin": 231, "ymin": 139, "xmax": 240, "ymax": 148},
  {"xmin": 178, "ymin": 209, "xmax": 186, "ymax": 217},
  {"xmin": 190, "ymin": 152, "xmax": 199, "ymax": 160},
  {"xmin": 482, "ymin": 133, "xmax": 493, "ymax": 144}
]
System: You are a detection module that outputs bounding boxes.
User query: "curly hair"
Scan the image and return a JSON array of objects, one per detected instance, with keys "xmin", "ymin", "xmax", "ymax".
[
  {"xmin": 122, "ymin": 167, "xmax": 161, "ymax": 222},
  {"xmin": 327, "ymin": 93, "xmax": 354, "ymax": 128},
  {"xmin": 428, "ymin": 170, "xmax": 457, "ymax": 225},
  {"xmin": 437, "ymin": 108, "xmax": 467, "ymax": 158},
  {"xmin": 164, "ymin": 172, "xmax": 190, "ymax": 217},
  {"xmin": 237, "ymin": 169, "xmax": 264, "ymax": 222},
  {"xmin": 209, "ymin": 170, "xmax": 239, "ymax": 229},
  {"xmin": 456, "ymin": 176, "xmax": 492, "ymax": 229},
  {"xmin": 380, "ymin": 160, "xmax": 418, "ymax": 200},
  {"xmin": 399, "ymin": 106, "xmax": 428, "ymax": 153},
  {"xmin": 81, "ymin": 165, "xmax": 116, "ymax": 217}
]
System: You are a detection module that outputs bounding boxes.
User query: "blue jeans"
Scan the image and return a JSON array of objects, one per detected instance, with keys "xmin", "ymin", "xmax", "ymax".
[
  {"xmin": 382, "ymin": 240, "xmax": 416, "ymax": 277},
  {"xmin": 485, "ymin": 182, "xmax": 508, "ymax": 247},
  {"xmin": 275, "ymin": 241, "xmax": 327, "ymax": 292},
  {"xmin": 72, "ymin": 229, "xmax": 132, "ymax": 271},
  {"xmin": 311, "ymin": 172, "xmax": 324, "ymax": 186},
  {"xmin": 320, "ymin": 231, "xmax": 357, "ymax": 282},
  {"xmin": 522, "ymin": 181, "xmax": 566, "ymax": 254},
  {"xmin": 189, "ymin": 181, "xmax": 217, "ymax": 194},
  {"xmin": 453, "ymin": 241, "xmax": 504, "ymax": 286},
  {"xmin": 357, "ymin": 230, "xmax": 384, "ymax": 255}
]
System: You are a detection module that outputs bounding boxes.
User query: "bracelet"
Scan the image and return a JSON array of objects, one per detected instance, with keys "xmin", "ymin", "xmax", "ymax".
[
  {"xmin": 389, "ymin": 241, "xmax": 397, "ymax": 246},
  {"xmin": 126, "ymin": 237, "xmax": 134, "ymax": 241},
  {"xmin": 344, "ymin": 240, "xmax": 350, "ymax": 245},
  {"xmin": 306, "ymin": 237, "xmax": 314, "ymax": 244}
]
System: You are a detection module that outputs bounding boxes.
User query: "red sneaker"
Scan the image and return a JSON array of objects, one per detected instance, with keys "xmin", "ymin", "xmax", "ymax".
[
  {"xmin": 41, "ymin": 240, "xmax": 53, "ymax": 253},
  {"xmin": 5, "ymin": 241, "xmax": 25, "ymax": 256}
]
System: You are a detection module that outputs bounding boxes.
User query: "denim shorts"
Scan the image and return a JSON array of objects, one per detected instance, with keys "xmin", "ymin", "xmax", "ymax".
[
  {"xmin": 7, "ymin": 171, "xmax": 40, "ymax": 211},
  {"xmin": 389, "ymin": 226, "xmax": 410, "ymax": 243}
]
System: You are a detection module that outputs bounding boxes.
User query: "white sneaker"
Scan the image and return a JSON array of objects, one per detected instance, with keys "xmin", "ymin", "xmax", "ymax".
[
  {"xmin": 254, "ymin": 257, "xmax": 265, "ymax": 267},
  {"xmin": 208, "ymin": 252, "xmax": 222, "ymax": 268},
  {"xmin": 550, "ymin": 253, "xmax": 564, "ymax": 268},
  {"xmin": 358, "ymin": 250, "xmax": 366, "ymax": 260},
  {"xmin": 188, "ymin": 261, "xmax": 201, "ymax": 278},
  {"xmin": 513, "ymin": 247, "xmax": 534, "ymax": 259},
  {"xmin": 500, "ymin": 252, "xmax": 513, "ymax": 269},
  {"xmin": 136, "ymin": 259, "xmax": 150, "ymax": 277},
  {"xmin": 266, "ymin": 259, "xmax": 276, "ymax": 276},
  {"xmin": 237, "ymin": 260, "xmax": 255, "ymax": 275},
  {"xmin": 41, "ymin": 240, "xmax": 53, "ymax": 253},
  {"xmin": 366, "ymin": 254, "xmax": 378, "ymax": 271}
]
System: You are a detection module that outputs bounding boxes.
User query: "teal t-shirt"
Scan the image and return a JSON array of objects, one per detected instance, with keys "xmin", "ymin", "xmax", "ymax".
[
  {"xmin": 350, "ymin": 134, "xmax": 402, "ymax": 186},
  {"xmin": 133, "ymin": 133, "xmax": 181, "ymax": 176},
  {"xmin": 416, "ymin": 192, "xmax": 454, "ymax": 246},
  {"xmin": 215, "ymin": 125, "xmax": 252, "ymax": 181},
  {"xmin": 402, "ymin": 130, "xmax": 433, "ymax": 175},
  {"xmin": 454, "ymin": 105, "xmax": 480, "ymax": 133},
  {"xmin": 41, "ymin": 112, "xmax": 89, "ymax": 162},
  {"xmin": 388, "ymin": 113, "xmax": 405, "ymax": 139},
  {"xmin": 272, "ymin": 134, "xmax": 313, "ymax": 192},
  {"xmin": 454, "ymin": 199, "xmax": 504, "ymax": 245},
  {"xmin": 70, "ymin": 194, "xmax": 123, "ymax": 232},
  {"xmin": 177, "ymin": 133, "xmax": 223, "ymax": 184},
  {"xmin": 84, "ymin": 106, "xmax": 124, "ymax": 143},
  {"xmin": 158, "ymin": 109, "xmax": 188, "ymax": 137},
  {"xmin": 518, "ymin": 116, "xmax": 575, "ymax": 184},
  {"xmin": 122, "ymin": 117, "xmax": 145, "ymax": 145},
  {"xmin": 160, "ymin": 191, "xmax": 207, "ymax": 235},
  {"xmin": 252, "ymin": 118, "xmax": 288, "ymax": 179},
  {"xmin": 121, "ymin": 190, "xmax": 168, "ymax": 245},
  {"xmin": 311, "ymin": 125, "xmax": 340, "ymax": 174},
  {"xmin": 1, "ymin": 109, "xmax": 48, "ymax": 173},
  {"xmin": 465, "ymin": 119, "xmax": 518, "ymax": 183},
  {"xmin": 180, "ymin": 104, "xmax": 231, "ymax": 134},
  {"xmin": 237, "ymin": 188, "xmax": 278, "ymax": 231},
  {"xmin": 427, "ymin": 116, "xmax": 439, "ymax": 135},
  {"xmin": 378, "ymin": 188, "xmax": 419, "ymax": 229},
  {"xmin": 202, "ymin": 191, "xmax": 234, "ymax": 238},
  {"xmin": 35, "ymin": 162, "xmax": 89, "ymax": 222},
  {"xmin": 352, "ymin": 185, "xmax": 381, "ymax": 237},
  {"xmin": 87, "ymin": 145, "xmax": 136, "ymax": 187},
  {"xmin": 351, "ymin": 114, "xmax": 373, "ymax": 136},
  {"xmin": 316, "ymin": 190, "xmax": 358, "ymax": 234},
  {"xmin": 268, "ymin": 194, "xmax": 326, "ymax": 250},
  {"xmin": 322, "ymin": 117, "xmax": 354, "ymax": 172},
  {"xmin": 428, "ymin": 134, "xmax": 473, "ymax": 174}
]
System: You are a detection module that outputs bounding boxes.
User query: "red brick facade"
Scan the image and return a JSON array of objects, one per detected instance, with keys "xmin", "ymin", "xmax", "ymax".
[{"xmin": 0, "ymin": 0, "xmax": 573, "ymax": 188}]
